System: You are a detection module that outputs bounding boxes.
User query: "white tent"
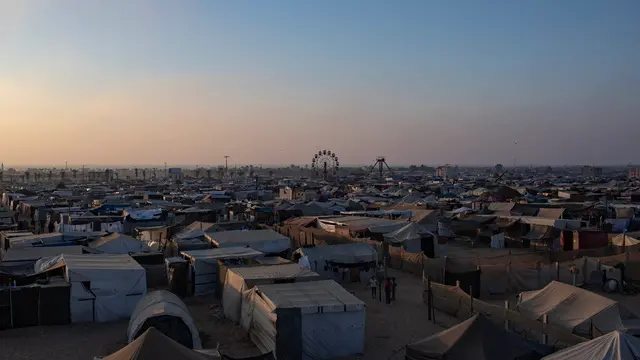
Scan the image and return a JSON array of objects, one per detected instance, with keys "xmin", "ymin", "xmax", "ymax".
[
  {"xmin": 383, "ymin": 222, "xmax": 431, "ymax": 252},
  {"xmin": 241, "ymin": 280, "xmax": 365, "ymax": 359},
  {"xmin": 542, "ymin": 331, "xmax": 640, "ymax": 360},
  {"xmin": 294, "ymin": 243, "xmax": 378, "ymax": 281},
  {"xmin": 222, "ymin": 263, "xmax": 320, "ymax": 323},
  {"xmin": 181, "ymin": 247, "xmax": 264, "ymax": 296},
  {"xmin": 517, "ymin": 281, "xmax": 623, "ymax": 335},
  {"xmin": 36, "ymin": 254, "xmax": 147, "ymax": 323},
  {"xmin": 90, "ymin": 233, "xmax": 150, "ymax": 254},
  {"xmin": 128, "ymin": 290, "xmax": 202, "ymax": 349}
]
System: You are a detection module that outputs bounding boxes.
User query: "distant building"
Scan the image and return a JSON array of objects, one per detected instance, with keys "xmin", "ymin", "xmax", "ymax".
[
  {"xmin": 629, "ymin": 167, "xmax": 640, "ymax": 179},
  {"xmin": 436, "ymin": 165, "xmax": 458, "ymax": 179},
  {"xmin": 582, "ymin": 166, "xmax": 602, "ymax": 177},
  {"xmin": 279, "ymin": 187, "xmax": 317, "ymax": 201}
]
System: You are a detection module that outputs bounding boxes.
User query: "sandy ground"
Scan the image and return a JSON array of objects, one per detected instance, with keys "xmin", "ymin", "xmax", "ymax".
[{"xmin": 0, "ymin": 268, "xmax": 450, "ymax": 360}]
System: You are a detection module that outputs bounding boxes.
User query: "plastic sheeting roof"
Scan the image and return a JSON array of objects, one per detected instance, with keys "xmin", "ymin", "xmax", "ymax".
[
  {"xmin": 1, "ymin": 245, "xmax": 83, "ymax": 262},
  {"xmin": 383, "ymin": 222, "xmax": 431, "ymax": 245},
  {"xmin": 517, "ymin": 281, "xmax": 623, "ymax": 333},
  {"xmin": 230, "ymin": 263, "xmax": 319, "ymax": 282},
  {"xmin": 256, "ymin": 280, "xmax": 365, "ymax": 313},
  {"xmin": 36, "ymin": 253, "xmax": 144, "ymax": 275},
  {"xmin": 205, "ymin": 229, "xmax": 290, "ymax": 254},
  {"xmin": 542, "ymin": 331, "xmax": 640, "ymax": 360},
  {"xmin": 406, "ymin": 314, "xmax": 551, "ymax": 360},
  {"xmin": 128, "ymin": 290, "xmax": 202, "ymax": 349},
  {"xmin": 181, "ymin": 247, "xmax": 264, "ymax": 262},
  {"xmin": 298, "ymin": 243, "xmax": 377, "ymax": 264},
  {"xmin": 90, "ymin": 233, "xmax": 149, "ymax": 254},
  {"xmin": 537, "ymin": 208, "xmax": 566, "ymax": 219}
]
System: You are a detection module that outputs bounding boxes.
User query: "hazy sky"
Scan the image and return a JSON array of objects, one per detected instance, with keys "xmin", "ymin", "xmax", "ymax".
[{"xmin": 1, "ymin": 1, "xmax": 639, "ymax": 167}]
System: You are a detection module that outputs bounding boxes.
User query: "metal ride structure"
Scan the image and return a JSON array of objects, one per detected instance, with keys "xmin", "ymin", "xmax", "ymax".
[
  {"xmin": 367, "ymin": 156, "xmax": 393, "ymax": 179},
  {"xmin": 311, "ymin": 150, "xmax": 339, "ymax": 180}
]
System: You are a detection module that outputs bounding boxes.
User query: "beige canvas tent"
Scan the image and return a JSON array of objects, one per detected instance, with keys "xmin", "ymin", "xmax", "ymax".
[
  {"xmin": 542, "ymin": 331, "xmax": 640, "ymax": 360},
  {"xmin": 517, "ymin": 281, "xmax": 624, "ymax": 335},
  {"xmin": 98, "ymin": 327, "xmax": 219, "ymax": 360},
  {"xmin": 405, "ymin": 314, "xmax": 551, "ymax": 360}
]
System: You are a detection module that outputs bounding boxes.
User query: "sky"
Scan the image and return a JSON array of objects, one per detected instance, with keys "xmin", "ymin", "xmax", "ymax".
[{"xmin": 1, "ymin": 1, "xmax": 639, "ymax": 167}]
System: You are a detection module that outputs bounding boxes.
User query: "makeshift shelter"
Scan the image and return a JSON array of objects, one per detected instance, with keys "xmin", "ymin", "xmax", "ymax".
[
  {"xmin": 611, "ymin": 233, "xmax": 640, "ymax": 248},
  {"xmin": 205, "ymin": 229, "xmax": 291, "ymax": 255},
  {"xmin": 128, "ymin": 290, "xmax": 202, "ymax": 349},
  {"xmin": 222, "ymin": 263, "xmax": 321, "ymax": 323},
  {"xmin": 240, "ymin": 280, "xmax": 365, "ymax": 360},
  {"xmin": 293, "ymin": 243, "xmax": 378, "ymax": 282},
  {"xmin": 181, "ymin": 247, "xmax": 264, "ymax": 296},
  {"xmin": 383, "ymin": 222, "xmax": 432, "ymax": 253},
  {"xmin": 405, "ymin": 314, "xmax": 551, "ymax": 360},
  {"xmin": 36, "ymin": 254, "xmax": 147, "ymax": 323},
  {"xmin": 541, "ymin": 331, "xmax": 640, "ymax": 360},
  {"xmin": 1, "ymin": 245, "xmax": 84, "ymax": 263},
  {"xmin": 98, "ymin": 327, "xmax": 219, "ymax": 360},
  {"xmin": 517, "ymin": 281, "xmax": 624, "ymax": 335},
  {"xmin": 172, "ymin": 222, "xmax": 216, "ymax": 251},
  {"xmin": 90, "ymin": 233, "xmax": 149, "ymax": 254}
]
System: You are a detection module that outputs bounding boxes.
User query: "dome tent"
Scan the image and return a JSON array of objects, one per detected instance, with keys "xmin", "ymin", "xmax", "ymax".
[{"xmin": 128, "ymin": 290, "xmax": 202, "ymax": 349}]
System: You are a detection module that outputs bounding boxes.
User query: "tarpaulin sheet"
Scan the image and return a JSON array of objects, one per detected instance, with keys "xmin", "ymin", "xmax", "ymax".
[
  {"xmin": 542, "ymin": 331, "xmax": 640, "ymax": 360},
  {"xmin": 517, "ymin": 281, "xmax": 623, "ymax": 334}
]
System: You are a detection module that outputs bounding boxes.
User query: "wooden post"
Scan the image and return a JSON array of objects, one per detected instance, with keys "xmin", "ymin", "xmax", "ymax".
[
  {"xmin": 427, "ymin": 277, "xmax": 432, "ymax": 321},
  {"xmin": 504, "ymin": 300, "xmax": 509, "ymax": 331},
  {"xmin": 542, "ymin": 314, "xmax": 548, "ymax": 345},
  {"xmin": 443, "ymin": 256, "xmax": 448, "ymax": 284},
  {"xmin": 555, "ymin": 262, "xmax": 560, "ymax": 281}
]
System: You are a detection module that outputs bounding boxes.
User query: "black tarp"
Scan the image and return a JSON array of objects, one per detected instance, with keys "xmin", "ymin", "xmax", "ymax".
[{"xmin": 0, "ymin": 281, "xmax": 70, "ymax": 330}]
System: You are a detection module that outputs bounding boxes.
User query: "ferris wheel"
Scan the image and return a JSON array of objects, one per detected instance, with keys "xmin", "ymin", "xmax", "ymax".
[{"xmin": 311, "ymin": 150, "xmax": 339, "ymax": 180}]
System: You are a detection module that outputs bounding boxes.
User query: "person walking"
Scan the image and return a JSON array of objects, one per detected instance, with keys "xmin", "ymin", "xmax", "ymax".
[
  {"xmin": 384, "ymin": 278, "xmax": 392, "ymax": 305},
  {"xmin": 391, "ymin": 277, "xmax": 397, "ymax": 301},
  {"xmin": 368, "ymin": 277, "xmax": 378, "ymax": 299}
]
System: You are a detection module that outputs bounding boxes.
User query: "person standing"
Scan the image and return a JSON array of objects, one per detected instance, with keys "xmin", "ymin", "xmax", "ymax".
[
  {"xmin": 391, "ymin": 277, "xmax": 397, "ymax": 301},
  {"xmin": 384, "ymin": 278, "xmax": 392, "ymax": 305},
  {"xmin": 369, "ymin": 277, "xmax": 378, "ymax": 299}
]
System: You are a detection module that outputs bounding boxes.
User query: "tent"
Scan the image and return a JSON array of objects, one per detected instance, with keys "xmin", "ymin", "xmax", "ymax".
[
  {"xmin": 383, "ymin": 222, "xmax": 432, "ymax": 252},
  {"xmin": 406, "ymin": 314, "xmax": 551, "ymax": 360},
  {"xmin": 36, "ymin": 254, "xmax": 147, "ymax": 323},
  {"xmin": 294, "ymin": 243, "xmax": 378, "ymax": 281},
  {"xmin": 542, "ymin": 331, "xmax": 640, "ymax": 360},
  {"xmin": 222, "ymin": 263, "xmax": 321, "ymax": 323},
  {"xmin": 240, "ymin": 280, "xmax": 365, "ymax": 360},
  {"xmin": 205, "ymin": 229, "xmax": 291, "ymax": 255},
  {"xmin": 99, "ymin": 327, "xmax": 219, "ymax": 360},
  {"xmin": 611, "ymin": 233, "xmax": 640, "ymax": 248},
  {"xmin": 517, "ymin": 281, "xmax": 624, "ymax": 335},
  {"xmin": 181, "ymin": 247, "xmax": 264, "ymax": 296},
  {"xmin": 128, "ymin": 290, "xmax": 202, "ymax": 349},
  {"xmin": 90, "ymin": 233, "xmax": 149, "ymax": 254}
]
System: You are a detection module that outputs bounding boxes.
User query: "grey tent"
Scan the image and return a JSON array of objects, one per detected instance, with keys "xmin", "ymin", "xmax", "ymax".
[
  {"xmin": 542, "ymin": 331, "xmax": 640, "ymax": 360},
  {"xmin": 128, "ymin": 290, "xmax": 202, "ymax": 349},
  {"xmin": 405, "ymin": 314, "xmax": 551, "ymax": 360}
]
